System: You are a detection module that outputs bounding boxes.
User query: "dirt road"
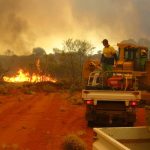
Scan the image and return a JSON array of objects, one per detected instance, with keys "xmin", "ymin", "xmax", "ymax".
[
  {"xmin": 0, "ymin": 92, "xmax": 93, "ymax": 150},
  {"xmin": 0, "ymin": 91, "xmax": 146, "ymax": 150}
]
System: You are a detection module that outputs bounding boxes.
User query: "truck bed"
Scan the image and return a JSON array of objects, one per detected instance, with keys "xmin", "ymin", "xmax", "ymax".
[
  {"xmin": 93, "ymin": 127, "xmax": 150, "ymax": 150},
  {"xmin": 82, "ymin": 90, "xmax": 141, "ymax": 101}
]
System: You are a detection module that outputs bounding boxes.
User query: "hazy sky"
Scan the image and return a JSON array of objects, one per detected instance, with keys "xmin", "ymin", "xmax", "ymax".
[{"xmin": 0, "ymin": 0, "xmax": 150, "ymax": 55}]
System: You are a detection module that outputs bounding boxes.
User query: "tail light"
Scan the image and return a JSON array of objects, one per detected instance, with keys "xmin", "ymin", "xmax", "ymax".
[
  {"xmin": 130, "ymin": 101, "xmax": 137, "ymax": 107},
  {"xmin": 85, "ymin": 100, "xmax": 94, "ymax": 105}
]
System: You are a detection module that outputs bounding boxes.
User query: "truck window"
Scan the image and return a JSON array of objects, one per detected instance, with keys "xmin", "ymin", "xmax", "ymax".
[
  {"xmin": 124, "ymin": 48, "xmax": 138, "ymax": 61},
  {"xmin": 125, "ymin": 50, "xmax": 133, "ymax": 60}
]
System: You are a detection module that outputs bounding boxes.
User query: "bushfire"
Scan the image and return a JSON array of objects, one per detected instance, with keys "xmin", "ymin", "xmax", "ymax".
[{"xmin": 3, "ymin": 69, "xmax": 57, "ymax": 83}]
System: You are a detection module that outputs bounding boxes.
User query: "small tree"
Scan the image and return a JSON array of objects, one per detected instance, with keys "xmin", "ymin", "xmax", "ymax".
[
  {"xmin": 32, "ymin": 47, "xmax": 47, "ymax": 74},
  {"xmin": 63, "ymin": 38, "xmax": 94, "ymax": 86},
  {"xmin": 32, "ymin": 47, "xmax": 46, "ymax": 56},
  {"xmin": 5, "ymin": 49, "xmax": 14, "ymax": 56}
]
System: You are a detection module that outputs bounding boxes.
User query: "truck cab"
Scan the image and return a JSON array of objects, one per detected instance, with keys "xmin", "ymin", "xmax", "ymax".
[{"xmin": 117, "ymin": 43, "xmax": 148, "ymax": 72}]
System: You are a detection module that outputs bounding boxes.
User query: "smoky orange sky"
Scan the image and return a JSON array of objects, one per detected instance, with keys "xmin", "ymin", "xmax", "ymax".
[{"xmin": 0, "ymin": 0, "xmax": 149, "ymax": 55}]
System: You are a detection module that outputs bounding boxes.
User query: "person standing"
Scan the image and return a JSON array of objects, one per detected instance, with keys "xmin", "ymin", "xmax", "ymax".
[{"xmin": 100, "ymin": 39, "xmax": 118, "ymax": 73}]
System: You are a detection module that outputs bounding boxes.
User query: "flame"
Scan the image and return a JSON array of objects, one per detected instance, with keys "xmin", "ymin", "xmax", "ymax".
[
  {"xmin": 36, "ymin": 58, "xmax": 41, "ymax": 73},
  {"xmin": 3, "ymin": 69, "xmax": 57, "ymax": 83}
]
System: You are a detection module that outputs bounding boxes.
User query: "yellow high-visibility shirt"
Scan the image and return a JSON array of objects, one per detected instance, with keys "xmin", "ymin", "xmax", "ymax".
[{"xmin": 103, "ymin": 46, "xmax": 116, "ymax": 58}]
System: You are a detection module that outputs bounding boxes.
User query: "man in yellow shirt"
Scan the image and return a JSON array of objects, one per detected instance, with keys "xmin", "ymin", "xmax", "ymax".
[{"xmin": 101, "ymin": 39, "xmax": 118, "ymax": 73}]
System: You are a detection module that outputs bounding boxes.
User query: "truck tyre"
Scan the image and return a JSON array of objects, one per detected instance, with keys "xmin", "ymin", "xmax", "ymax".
[
  {"xmin": 88, "ymin": 121, "xmax": 94, "ymax": 127},
  {"xmin": 126, "ymin": 122, "xmax": 134, "ymax": 127}
]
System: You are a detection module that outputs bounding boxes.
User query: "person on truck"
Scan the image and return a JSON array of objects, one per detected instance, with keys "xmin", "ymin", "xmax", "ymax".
[{"xmin": 100, "ymin": 39, "xmax": 118, "ymax": 74}]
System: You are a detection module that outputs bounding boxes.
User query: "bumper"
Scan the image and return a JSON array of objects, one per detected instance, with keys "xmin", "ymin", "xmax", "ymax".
[{"xmin": 86, "ymin": 106, "xmax": 136, "ymax": 126}]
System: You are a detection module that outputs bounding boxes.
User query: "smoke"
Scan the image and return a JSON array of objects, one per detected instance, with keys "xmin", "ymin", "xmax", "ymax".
[
  {"xmin": 0, "ymin": 0, "xmax": 150, "ymax": 55},
  {"xmin": 0, "ymin": 0, "xmax": 35, "ymax": 55},
  {"xmin": 69, "ymin": 0, "xmax": 150, "ymax": 42}
]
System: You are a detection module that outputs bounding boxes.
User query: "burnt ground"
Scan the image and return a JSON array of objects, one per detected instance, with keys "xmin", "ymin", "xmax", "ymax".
[{"xmin": 0, "ymin": 89, "xmax": 146, "ymax": 150}]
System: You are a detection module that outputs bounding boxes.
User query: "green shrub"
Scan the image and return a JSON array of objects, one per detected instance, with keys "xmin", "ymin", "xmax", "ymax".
[{"xmin": 70, "ymin": 97, "xmax": 84, "ymax": 105}]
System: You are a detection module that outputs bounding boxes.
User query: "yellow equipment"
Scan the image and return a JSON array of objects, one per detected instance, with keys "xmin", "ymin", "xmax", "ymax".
[
  {"xmin": 82, "ymin": 59, "xmax": 101, "ymax": 82},
  {"xmin": 83, "ymin": 43, "xmax": 150, "ymax": 90},
  {"xmin": 116, "ymin": 43, "xmax": 150, "ymax": 90}
]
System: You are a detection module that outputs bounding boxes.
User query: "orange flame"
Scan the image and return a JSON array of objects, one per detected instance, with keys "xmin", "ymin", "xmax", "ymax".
[{"xmin": 3, "ymin": 69, "xmax": 57, "ymax": 83}]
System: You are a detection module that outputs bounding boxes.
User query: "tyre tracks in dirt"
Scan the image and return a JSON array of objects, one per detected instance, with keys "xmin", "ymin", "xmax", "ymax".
[
  {"xmin": 0, "ymin": 94, "xmax": 40, "ymax": 129},
  {"xmin": 0, "ymin": 93, "xmax": 58, "ymax": 149},
  {"xmin": 0, "ymin": 92, "xmax": 144, "ymax": 150},
  {"xmin": 25, "ymin": 93, "xmax": 93, "ymax": 150}
]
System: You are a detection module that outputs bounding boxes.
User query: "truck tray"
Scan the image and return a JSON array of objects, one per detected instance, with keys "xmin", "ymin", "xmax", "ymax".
[{"xmin": 93, "ymin": 127, "xmax": 150, "ymax": 150}]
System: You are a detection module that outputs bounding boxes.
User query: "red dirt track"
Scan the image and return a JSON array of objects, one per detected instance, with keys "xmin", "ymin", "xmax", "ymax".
[
  {"xmin": 0, "ymin": 92, "xmax": 93, "ymax": 150},
  {"xmin": 0, "ymin": 91, "xmax": 146, "ymax": 150}
]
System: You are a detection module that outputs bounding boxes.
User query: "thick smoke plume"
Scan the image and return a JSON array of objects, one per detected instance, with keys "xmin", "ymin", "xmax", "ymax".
[
  {"xmin": 0, "ymin": 0, "xmax": 150, "ymax": 55},
  {"xmin": 0, "ymin": 0, "xmax": 35, "ymax": 55}
]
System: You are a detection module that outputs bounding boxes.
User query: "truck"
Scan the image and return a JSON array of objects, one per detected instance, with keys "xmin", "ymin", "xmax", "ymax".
[
  {"xmin": 82, "ymin": 89, "xmax": 141, "ymax": 127},
  {"xmin": 82, "ymin": 43, "xmax": 150, "ymax": 127}
]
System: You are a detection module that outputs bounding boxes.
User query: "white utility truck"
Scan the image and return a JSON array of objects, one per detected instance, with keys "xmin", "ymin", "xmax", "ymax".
[{"xmin": 82, "ymin": 71, "xmax": 141, "ymax": 127}]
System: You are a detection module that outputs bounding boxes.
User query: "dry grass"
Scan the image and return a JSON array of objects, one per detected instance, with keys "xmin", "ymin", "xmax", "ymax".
[
  {"xmin": 62, "ymin": 134, "xmax": 86, "ymax": 150},
  {"xmin": 70, "ymin": 98, "xmax": 84, "ymax": 105}
]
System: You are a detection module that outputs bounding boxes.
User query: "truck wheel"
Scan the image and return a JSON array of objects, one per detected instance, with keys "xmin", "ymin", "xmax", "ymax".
[
  {"xmin": 87, "ymin": 121, "xmax": 94, "ymax": 127},
  {"xmin": 127, "ymin": 122, "xmax": 134, "ymax": 127}
]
